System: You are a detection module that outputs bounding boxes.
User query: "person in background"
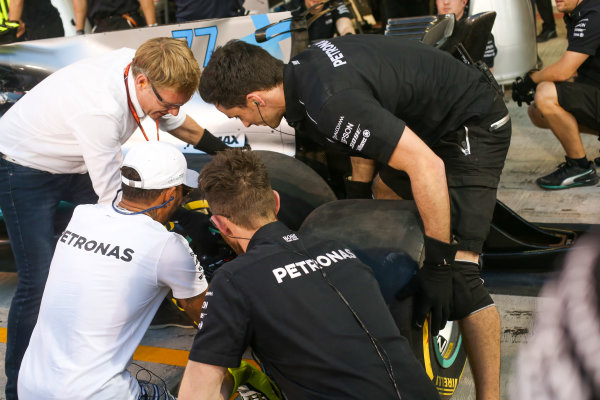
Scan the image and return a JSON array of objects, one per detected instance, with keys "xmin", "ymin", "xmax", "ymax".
[
  {"xmin": 536, "ymin": 0, "xmax": 557, "ymax": 42},
  {"xmin": 378, "ymin": 0, "xmax": 431, "ymax": 27},
  {"xmin": 18, "ymin": 141, "xmax": 207, "ymax": 400},
  {"xmin": 281, "ymin": 0, "xmax": 355, "ymax": 41},
  {"xmin": 73, "ymin": 0, "xmax": 156, "ymax": 34},
  {"xmin": 0, "ymin": 37, "xmax": 228, "ymax": 400},
  {"xmin": 512, "ymin": 0, "xmax": 599, "ymax": 190},
  {"xmin": 6, "ymin": 0, "xmax": 63, "ymax": 41},
  {"xmin": 173, "ymin": 0, "xmax": 245, "ymax": 23},
  {"xmin": 435, "ymin": 0, "xmax": 497, "ymax": 69}
]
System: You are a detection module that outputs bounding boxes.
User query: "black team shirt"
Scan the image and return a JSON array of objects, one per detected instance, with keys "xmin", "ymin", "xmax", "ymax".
[
  {"xmin": 564, "ymin": 0, "xmax": 600, "ymax": 88},
  {"xmin": 283, "ymin": 0, "xmax": 352, "ymax": 41},
  {"xmin": 283, "ymin": 34, "xmax": 498, "ymax": 164},
  {"xmin": 189, "ymin": 221, "xmax": 439, "ymax": 400}
]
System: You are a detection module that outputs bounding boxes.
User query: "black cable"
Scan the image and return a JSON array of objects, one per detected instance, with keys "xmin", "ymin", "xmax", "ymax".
[
  {"xmin": 318, "ymin": 267, "xmax": 403, "ymax": 399},
  {"xmin": 255, "ymin": 102, "xmax": 295, "ymax": 137},
  {"xmin": 132, "ymin": 362, "xmax": 172, "ymax": 400}
]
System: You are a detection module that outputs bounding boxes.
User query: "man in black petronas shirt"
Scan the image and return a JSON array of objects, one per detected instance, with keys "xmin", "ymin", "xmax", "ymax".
[{"xmin": 178, "ymin": 149, "xmax": 439, "ymax": 400}]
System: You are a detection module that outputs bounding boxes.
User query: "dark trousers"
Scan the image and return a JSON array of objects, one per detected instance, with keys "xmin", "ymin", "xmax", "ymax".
[
  {"xmin": 20, "ymin": 14, "xmax": 64, "ymax": 42},
  {"xmin": 379, "ymin": 0, "xmax": 431, "ymax": 25},
  {"xmin": 93, "ymin": 11, "xmax": 145, "ymax": 33},
  {"xmin": 0, "ymin": 158, "xmax": 97, "ymax": 399},
  {"xmin": 536, "ymin": 0, "xmax": 556, "ymax": 31}
]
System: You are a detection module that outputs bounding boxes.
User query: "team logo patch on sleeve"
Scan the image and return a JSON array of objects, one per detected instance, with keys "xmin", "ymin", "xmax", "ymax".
[
  {"xmin": 331, "ymin": 116, "xmax": 371, "ymax": 151},
  {"xmin": 574, "ymin": 18, "xmax": 588, "ymax": 38}
]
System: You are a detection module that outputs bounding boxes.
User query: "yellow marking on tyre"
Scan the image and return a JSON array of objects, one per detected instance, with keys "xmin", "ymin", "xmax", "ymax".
[{"xmin": 422, "ymin": 319, "xmax": 434, "ymax": 379}]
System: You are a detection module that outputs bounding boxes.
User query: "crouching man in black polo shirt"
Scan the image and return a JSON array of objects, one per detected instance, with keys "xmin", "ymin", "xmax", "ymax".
[
  {"xmin": 197, "ymin": 36, "xmax": 510, "ymax": 399},
  {"xmin": 513, "ymin": 0, "xmax": 600, "ymax": 189},
  {"xmin": 178, "ymin": 149, "xmax": 439, "ymax": 400}
]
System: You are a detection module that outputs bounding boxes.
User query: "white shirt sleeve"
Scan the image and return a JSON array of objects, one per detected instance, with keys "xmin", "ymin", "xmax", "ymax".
[
  {"xmin": 70, "ymin": 113, "xmax": 125, "ymax": 204},
  {"xmin": 157, "ymin": 233, "xmax": 208, "ymax": 299}
]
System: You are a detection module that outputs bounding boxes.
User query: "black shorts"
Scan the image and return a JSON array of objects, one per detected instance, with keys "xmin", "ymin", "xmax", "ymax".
[
  {"xmin": 450, "ymin": 260, "xmax": 494, "ymax": 320},
  {"xmin": 555, "ymin": 81, "xmax": 600, "ymax": 132},
  {"xmin": 380, "ymin": 98, "xmax": 511, "ymax": 253}
]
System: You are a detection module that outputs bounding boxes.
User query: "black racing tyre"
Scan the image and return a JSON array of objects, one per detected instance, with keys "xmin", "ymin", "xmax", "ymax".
[
  {"xmin": 300, "ymin": 199, "xmax": 467, "ymax": 399},
  {"xmin": 185, "ymin": 150, "xmax": 337, "ymax": 231},
  {"xmin": 257, "ymin": 150, "xmax": 337, "ymax": 230},
  {"xmin": 391, "ymin": 297, "xmax": 467, "ymax": 399}
]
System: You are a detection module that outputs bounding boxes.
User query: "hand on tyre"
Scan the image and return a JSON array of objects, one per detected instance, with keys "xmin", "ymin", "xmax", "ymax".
[
  {"xmin": 512, "ymin": 72, "xmax": 537, "ymax": 107},
  {"xmin": 397, "ymin": 236, "xmax": 457, "ymax": 336},
  {"xmin": 413, "ymin": 262, "xmax": 453, "ymax": 336}
]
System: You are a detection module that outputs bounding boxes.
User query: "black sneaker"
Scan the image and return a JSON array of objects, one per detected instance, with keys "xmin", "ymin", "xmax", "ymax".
[
  {"xmin": 149, "ymin": 297, "xmax": 196, "ymax": 329},
  {"xmin": 536, "ymin": 158, "xmax": 599, "ymax": 190},
  {"xmin": 537, "ymin": 29, "xmax": 557, "ymax": 42}
]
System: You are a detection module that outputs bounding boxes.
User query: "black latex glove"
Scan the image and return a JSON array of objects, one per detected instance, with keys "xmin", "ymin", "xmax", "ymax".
[
  {"xmin": 194, "ymin": 129, "xmax": 228, "ymax": 154},
  {"xmin": 397, "ymin": 235, "xmax": 457, "ymax": 336},
  {"xmin": 511, "ymin": 72, "xmax": 537, "ymax": 107}
]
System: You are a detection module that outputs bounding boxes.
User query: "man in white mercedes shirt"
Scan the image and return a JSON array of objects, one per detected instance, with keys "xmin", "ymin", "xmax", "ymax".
[{"xmin": 17, "ymin": 141, "xmax": 207, "ymax": 399}]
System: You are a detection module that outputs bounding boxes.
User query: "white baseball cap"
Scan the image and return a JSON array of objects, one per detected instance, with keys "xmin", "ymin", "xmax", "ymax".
[{"xmin": 121, "ymin": 141, "xmax": 199, "ymax": 189}]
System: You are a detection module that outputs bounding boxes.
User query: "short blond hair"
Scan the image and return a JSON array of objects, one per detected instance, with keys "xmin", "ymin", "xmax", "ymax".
[{"xmin": 132, "ymin": 37, "xmax": 201, "ymax": 98}]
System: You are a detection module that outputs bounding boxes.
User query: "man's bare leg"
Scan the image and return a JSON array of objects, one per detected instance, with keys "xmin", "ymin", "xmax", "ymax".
[
  {"xmin": 345, "ymin": 157, "xmax": 377, "ymax": 198},
  {"xmin": 349, "ymin": 156, "xmax": 376, "ymax": 182},
  {"xmin": 528, "ymin": 81, "xmax": 586, "ymax": 158},
  {"xmin": 372, "ymin": 173, "xmax": 403, "ymax": 199},
  {"xmin": 456, "ymin": 249, "xmax": 500, "ymax": 400},
  {"xmin": 459, "ymin": 305, "xmax": 501, "ymax": 400}
]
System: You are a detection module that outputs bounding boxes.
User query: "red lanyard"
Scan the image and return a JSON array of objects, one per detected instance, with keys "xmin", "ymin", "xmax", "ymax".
[{"xmin": 124, "ymin": 63, "xmax": 159, "ymax": 141}]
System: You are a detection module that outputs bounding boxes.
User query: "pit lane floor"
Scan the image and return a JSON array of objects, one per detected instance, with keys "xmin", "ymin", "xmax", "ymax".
[{"xmin": 0, "ymin": 16, "xmax": 598, "ymax": 400}]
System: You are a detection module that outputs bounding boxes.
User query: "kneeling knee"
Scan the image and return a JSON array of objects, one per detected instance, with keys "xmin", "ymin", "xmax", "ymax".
[{"xmin": 534, "ymin": 81, "xmax": 558, "ymax": 110}]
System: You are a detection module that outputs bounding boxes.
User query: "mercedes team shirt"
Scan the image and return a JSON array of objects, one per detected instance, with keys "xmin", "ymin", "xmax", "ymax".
[
  {"xmin": 189, "ymin": 221, "xmax": 439, "ymax": 400},
  {"xmin": 283, "ymin": 34, "xmax": 497, "ymax": 164},
  {"xmin": 564, "ymin": 0, "xmax": 600, "ymax": 88}
]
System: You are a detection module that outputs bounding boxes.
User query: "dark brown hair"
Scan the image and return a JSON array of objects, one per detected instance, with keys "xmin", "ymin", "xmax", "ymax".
[
  {"xmin": 199, "ymin": 40, "xmax": 284, "ymax": 108},
  {"xmin": 199, "ymin": 149, "xmax": 276, "ymax": 229}
]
